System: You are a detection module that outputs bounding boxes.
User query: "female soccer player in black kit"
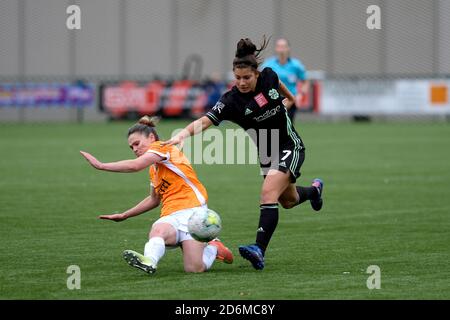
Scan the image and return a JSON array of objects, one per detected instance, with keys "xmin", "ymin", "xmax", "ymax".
[{"xmin": 163, "ymin": 37, "xmax": 323, "ymax": 270}]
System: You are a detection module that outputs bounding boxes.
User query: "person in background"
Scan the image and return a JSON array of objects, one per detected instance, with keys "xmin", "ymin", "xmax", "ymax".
[{"xmin": 261, "ymin": 38, "xmax": 309, "ymax": 122}]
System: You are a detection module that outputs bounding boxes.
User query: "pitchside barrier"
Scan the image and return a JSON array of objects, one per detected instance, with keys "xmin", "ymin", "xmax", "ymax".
[
  {"xmin": 0, "ymin": 81, "xmax": 96, "ymax": 122},
  {"xmin": 96, "ymin": 77, "xmax": 450, "ymax": 120},
  {"xmin": 0, "ymin": 81, "xmax": 94, "ymax": 108},
  {"xmin": 320, "ymin": 78, "xmax": 450, "ymax": 119},
  {"xmin": 99, "ymin": 80, "xmax": 318, "ymax": 120},
  {"xmin": 2, "ymin": 77, "xmax": 449, "ymax": 122}
]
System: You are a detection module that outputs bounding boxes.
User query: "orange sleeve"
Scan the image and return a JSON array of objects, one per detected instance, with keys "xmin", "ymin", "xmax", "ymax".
[{"xmin": 146, "ymin": 141, "xmax": 170, "ymax": 160}]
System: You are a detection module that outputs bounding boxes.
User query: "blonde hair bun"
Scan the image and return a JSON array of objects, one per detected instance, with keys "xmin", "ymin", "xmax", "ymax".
[{"xmin": 138, "ymin": 115, "xmax": 160, "ymax": 127}]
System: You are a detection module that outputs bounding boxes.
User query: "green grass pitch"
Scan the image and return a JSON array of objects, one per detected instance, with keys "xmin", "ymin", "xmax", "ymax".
[{"xmin": 0, "ymin": 120, "xmax": 449, "ymax": 299}]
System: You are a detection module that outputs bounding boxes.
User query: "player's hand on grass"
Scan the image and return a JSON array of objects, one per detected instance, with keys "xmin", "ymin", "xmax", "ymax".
[
  {"xmin": 80, "ymin": 151, "xmax": 104, "ymax": 170},
  {"xmin": 98, "ymin": 213, "xmax": 127, "ymax": 222}
]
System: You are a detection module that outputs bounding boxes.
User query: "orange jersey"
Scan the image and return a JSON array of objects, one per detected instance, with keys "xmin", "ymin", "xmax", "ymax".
[{"xmin": 147, "ymin": 141, "xmax": 208, "ymax": 217}]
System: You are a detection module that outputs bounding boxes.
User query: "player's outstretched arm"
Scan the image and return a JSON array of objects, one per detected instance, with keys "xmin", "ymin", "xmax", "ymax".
[
  {"xmin": 99, "ymin": 191, "xmax": 160, "ymax": 222},
  {"xmin": 80, "ymin": 151, "xmax": 163, "ymax": 173},
  {"xmin": 161, "ymin": 115, "xmax": 213, "ymax": 148}
]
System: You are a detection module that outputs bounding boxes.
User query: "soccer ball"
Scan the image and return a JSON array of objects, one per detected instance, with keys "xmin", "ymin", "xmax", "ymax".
[{"xmin": 188, "ymin": 208, "xmax": 222, "ymax": 242}]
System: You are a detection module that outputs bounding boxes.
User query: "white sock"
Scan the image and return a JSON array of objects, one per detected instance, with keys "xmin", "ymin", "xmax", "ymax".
[
  {"xmin": 144, "ymin": 237, "xmax": 165, "ymax": 265},
  {"xmin": 202, "ymin": 245, "xmax": 218, "ymax": 270}
]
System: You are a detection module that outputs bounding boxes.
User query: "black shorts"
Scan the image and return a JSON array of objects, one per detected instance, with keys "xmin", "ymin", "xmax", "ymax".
[{"xmin": 261, "ymin": 147, "xmax": 305, "ymax": 183}]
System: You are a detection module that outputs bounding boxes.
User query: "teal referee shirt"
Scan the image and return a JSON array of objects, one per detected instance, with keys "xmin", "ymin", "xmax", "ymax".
[{"xmin": 261, "ymin": 57, "xmax": 307, "ymax": 95}]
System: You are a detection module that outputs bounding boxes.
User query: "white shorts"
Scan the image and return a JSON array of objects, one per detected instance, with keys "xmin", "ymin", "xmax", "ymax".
[{"xmin": 153, "ymin": 205, "xmax": 208, "ymax": 246}]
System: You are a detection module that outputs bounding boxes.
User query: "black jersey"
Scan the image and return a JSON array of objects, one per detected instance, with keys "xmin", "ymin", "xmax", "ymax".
[{"xmin": 205, "ymin": 67, "xmax": 305, "ymax": 153}]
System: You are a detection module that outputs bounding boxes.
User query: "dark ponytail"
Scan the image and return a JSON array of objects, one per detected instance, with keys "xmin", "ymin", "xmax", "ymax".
[
  {"xmin": 233, "ymin": 35, "xmax": 270, "ymax": 70},
  {"xmin": 127, "ymin": 115, "xmax": 160, "ymax": 140}
]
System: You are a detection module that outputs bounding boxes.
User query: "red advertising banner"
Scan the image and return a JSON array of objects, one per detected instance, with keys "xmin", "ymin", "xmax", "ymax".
[{"xmin": 101, "ymin": 80, "xmax": 317, "ymax": 119}]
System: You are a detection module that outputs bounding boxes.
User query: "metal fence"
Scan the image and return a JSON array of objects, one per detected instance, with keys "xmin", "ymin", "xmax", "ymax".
[
  {"xmin": 1, "ymin": 0, "xmax": 449, "ymax": 122},
  {"xmin": 1, "ymin": 0, "xmax": 449, "ymax": 80}
]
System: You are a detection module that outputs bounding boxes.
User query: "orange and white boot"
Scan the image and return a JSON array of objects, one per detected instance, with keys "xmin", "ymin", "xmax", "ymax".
[{"xmin": 208, "ymin": 238, "xmax": 234, "ymax": 264}]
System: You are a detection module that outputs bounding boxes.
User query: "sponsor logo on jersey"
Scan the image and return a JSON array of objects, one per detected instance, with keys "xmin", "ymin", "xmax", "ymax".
[
  {"xmin": 245, "ymin": 108, "xmax": 252, "ymax": 115},
  {"xmin": 268, "ymin": 89, "xmax": 279, "ymax": 100},
  {"xmin": 159, "ymin": 178, "xmax": 171, "ymax": 194},
  {"xmin": 254, "ymin": 93, "xmax": 268, "ymax": 107},
  {"xmin": 253, "ymin": 105, "xmax": 281, "ymax": 122}
]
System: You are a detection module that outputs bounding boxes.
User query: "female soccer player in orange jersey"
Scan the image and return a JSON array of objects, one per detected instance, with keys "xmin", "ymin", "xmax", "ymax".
[{"xmin": 80, "ymin": 116, "xmax": 233, "ymax": 274}]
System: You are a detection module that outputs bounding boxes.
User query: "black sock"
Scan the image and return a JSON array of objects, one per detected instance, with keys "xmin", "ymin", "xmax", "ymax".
[
  {"xmin": 255, "ymin": 203, "xmax": 279, "ymax": 253},
  {"xmin": 296, "ymin": 186, "xmax": 319, "ymax": 205}
]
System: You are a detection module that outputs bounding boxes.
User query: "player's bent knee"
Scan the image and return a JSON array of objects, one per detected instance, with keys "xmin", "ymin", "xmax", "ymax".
[
  {"xmin": 184, "ymin": 263, "xmax": 205, "ymax": 273},
  {"xmin": 279, "ymin": 196, "xmax": 298, "ymax": 209},
  {"xmin": 280, "ymin": 200, "xmax": 296, "ymax": 209},
  {"xmin": 261, "ymin": 190, "xmax": 280, "ymax": 204},
  {"xmin": 149, "ymin": 223, "xmax": 176, "ymax": 242},
  {"xmin": 149, "ymin": 228, "xmax": 165, "ymax": 238},
  {"xmin": 151, "ymin": 223, "xmax": 169, "ymax": 234}
]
